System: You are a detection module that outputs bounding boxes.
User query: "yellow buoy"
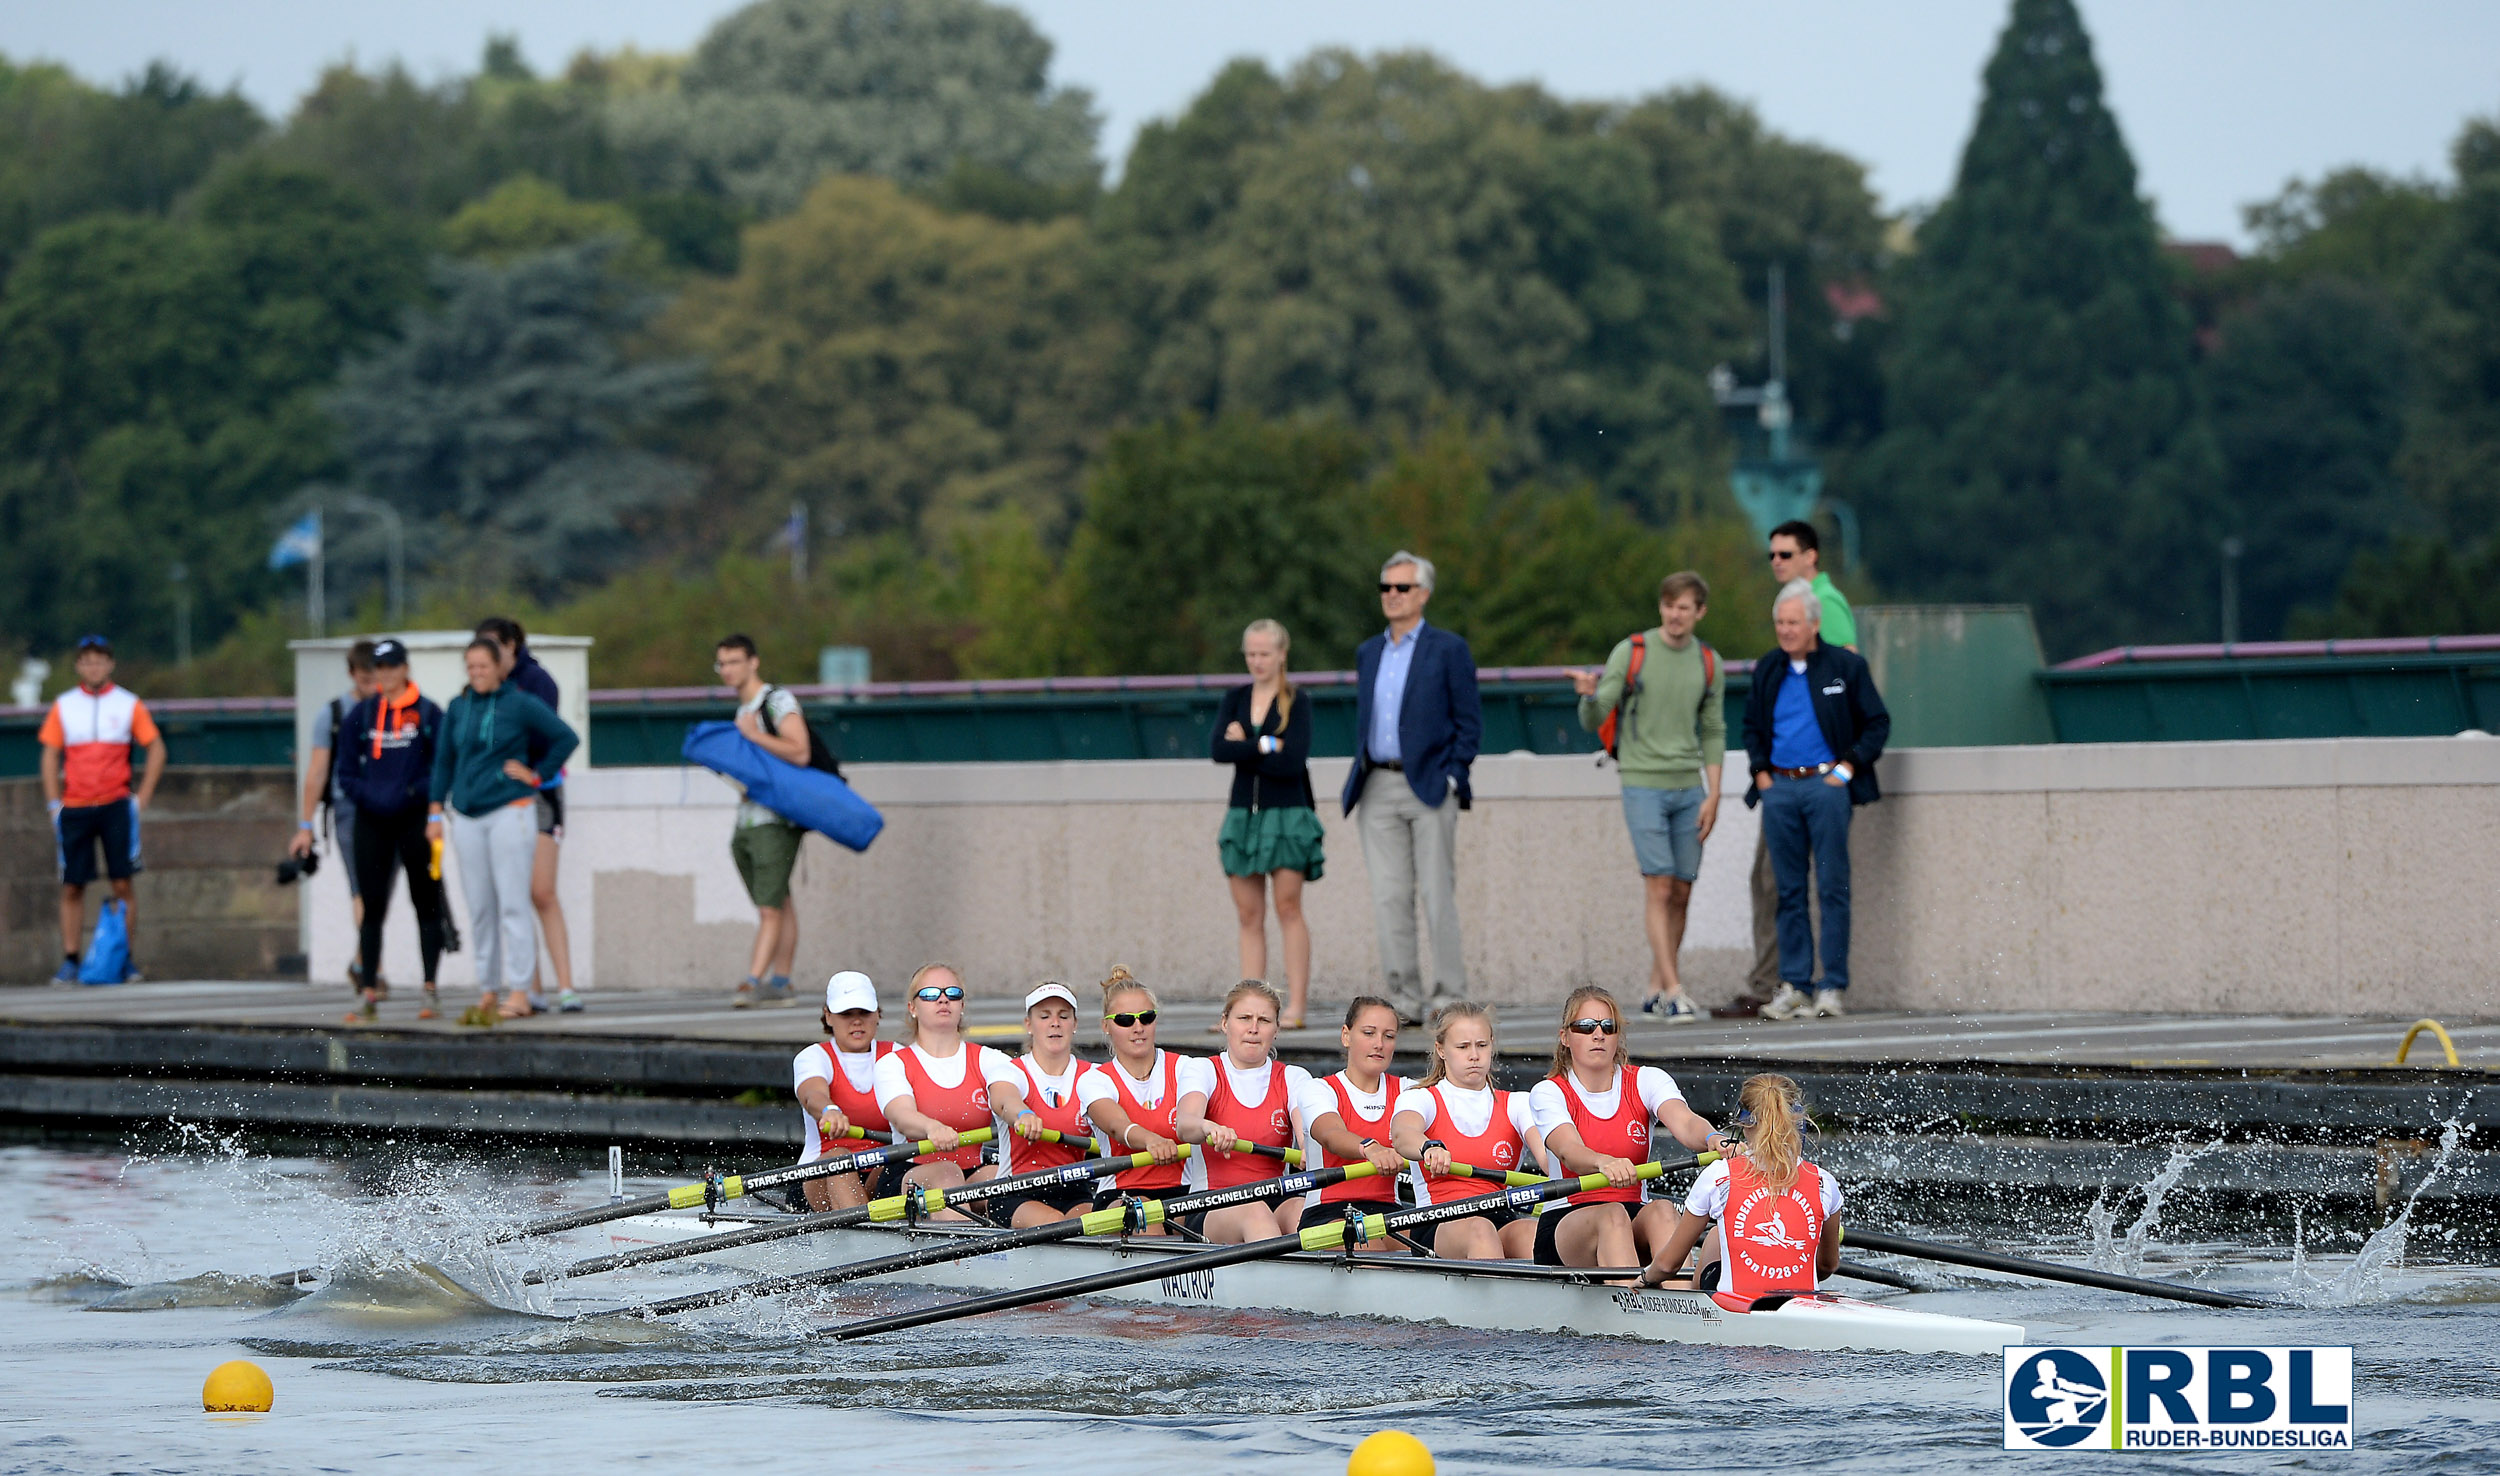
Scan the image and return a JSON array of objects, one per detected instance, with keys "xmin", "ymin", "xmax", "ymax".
[
  {"xmin": 1348, "ymin": 1429, "xmax": 1434, "ymax": 1476},
  {"xmin": 202, "ymin": 1360, "xmax": 274, "ymax": 1412}
]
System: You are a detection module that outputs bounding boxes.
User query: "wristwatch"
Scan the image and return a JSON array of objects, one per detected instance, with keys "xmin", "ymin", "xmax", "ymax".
[{"xmin": 1422, "ymin": 1138, "xmax": 1448, "ymax": 1156}]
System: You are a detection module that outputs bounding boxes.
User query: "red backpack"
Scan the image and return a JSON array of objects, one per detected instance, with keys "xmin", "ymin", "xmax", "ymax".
[{"xmin": 1599, "ymin": 633, "xmax": 1718, "ymax": 761}]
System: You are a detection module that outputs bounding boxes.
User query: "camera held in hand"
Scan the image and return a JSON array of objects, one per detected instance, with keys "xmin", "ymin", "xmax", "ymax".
[{"xmin": 274, "ymin": 849, "xmax": 320, "ymax": 886}]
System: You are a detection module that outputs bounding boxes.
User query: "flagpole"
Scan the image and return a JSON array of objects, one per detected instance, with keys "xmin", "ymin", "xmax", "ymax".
[{"xmin": 309, "ymin": 508, "xmax": 325, "ymax": 637}]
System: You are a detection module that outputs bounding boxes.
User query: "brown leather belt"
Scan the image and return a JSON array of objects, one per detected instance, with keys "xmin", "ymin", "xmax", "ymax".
[
  {"xmin": 1771, "ymin": 762, "xmax": 1835, "ymax": 779},
  {"xmin": 1369, "ymin": 758, "xmax": 1405, "ymax": 771}
]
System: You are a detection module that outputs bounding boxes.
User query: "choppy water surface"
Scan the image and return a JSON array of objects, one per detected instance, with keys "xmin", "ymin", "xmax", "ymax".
[{"xmin": 3, "ymin": 1129, "xmax": 2496, "ymax": 1474}]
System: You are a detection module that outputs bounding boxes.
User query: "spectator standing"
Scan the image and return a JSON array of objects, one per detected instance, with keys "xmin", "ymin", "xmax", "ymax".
[
  {"xmin": 1730, "ymin": 521, "xmax": 1859, "ymax": 1017},
  {"xmin": 712, "ymin": 634, "xmax": 810, "ymax": 1008},
  {"xmin": 1212, "ymin": 618, "xmax": 1321, "ymax": 1030},
  {"xmin": 292, "ymin": 641, "xmax": 381, "ymax": 993},
  {"xmin": 1571, "ymin": 572, "xmax": 1726, "ymax": 1022},
  {"xmin": 1743, "ymin": 580, "xmax": 1889, "ymax": 1022},
  {"xmin": 331, "ymin": 640, "xmax": 447, "ymax": 1022},
  {"xmin": 1342, "ymin": 551, "xmax": 1482, "ymax": 1026},
  {"xmin": 428, "ymin": 638, "xmax": 577, "ymax": 1024},
  {"xmin": 478, "ymin": 618, "xmax": 579, "ymax": 1013},
  {"xmin": 37, "ymin": 635, "xmax": 165, "ymax": 982}
]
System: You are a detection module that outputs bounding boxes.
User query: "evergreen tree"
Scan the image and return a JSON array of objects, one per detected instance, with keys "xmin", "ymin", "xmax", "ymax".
[
  {"xmin": 1857, "ymin": 0, "xmax": 2222, "ymax": 655},
  {"xmin": 2400, "ymin": 116, "xmax": 2500, "ymax": 542}
]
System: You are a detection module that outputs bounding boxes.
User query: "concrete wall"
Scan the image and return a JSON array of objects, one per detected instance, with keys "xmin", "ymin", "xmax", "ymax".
[{"xmin": 318, "ymin": 737, "xmax": 2500, "ymax": 1016}]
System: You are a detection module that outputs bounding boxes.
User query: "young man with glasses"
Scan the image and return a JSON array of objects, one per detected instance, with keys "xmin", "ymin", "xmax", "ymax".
[{"xmin": 713, "ymin": 634, "xmax": 813, "ymax": 1007}]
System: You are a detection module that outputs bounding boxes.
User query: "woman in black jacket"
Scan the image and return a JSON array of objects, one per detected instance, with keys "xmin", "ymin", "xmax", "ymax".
[
  {"xmin": 331, "ymin": 640, "xmax": 447, "ymax": 1022},
  {"xmin": 1211, "ymin": 619, "xmax": 1322, "ymax": 1029}
]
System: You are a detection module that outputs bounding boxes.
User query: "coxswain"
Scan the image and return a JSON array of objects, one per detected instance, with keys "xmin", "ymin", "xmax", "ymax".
[
  {"xmin": 1526, "ymin": 985, "xmax": 1730, "ymax": 1269},
  {"xmin": 871, "ymin": 963, "xmax": 1033, "ymax": 1220},
  {"xmin": 1299, "ymin": 995, "xmax": 1415, "ymax": 1246},
  {"xmin": 989, "ymin": 982, "xmax": 1114, "ymax": 1227},
  {"xmin": 1077, "ymin": 966, "xmax": 1187, "ymax": 1235},
  {"xmin": 1390, "ymin": 1002, "xmax": 1544, "ymax": 1260},
  {"xmin": 1174, "ymin": 979, "xmax": 1312, "ymax": 1242},
  {"xmin": 1635, "ymin": 1073, "xmax": 1842, "ymax": 1295},
  {"xmin": 791, "ymin": 970, "xmax": 897, "ymax": 1211}
]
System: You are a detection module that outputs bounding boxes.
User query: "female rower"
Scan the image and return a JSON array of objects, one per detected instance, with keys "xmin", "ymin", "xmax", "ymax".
[
  {"xmin": 1390, "ymin": 1003, "xmax": 1544, "ymax": 1260},
  {"xmin": 1300, "ymin": 996, "xmax": 1416, "ymax": 1246},
  {"xmin": 871, "ymin": 963, "xmax": 1033, "ymax": 1220},
  {"xmin": 1078, "ymin": 966, "xmax": 1187, "ymax": 1235},
  {"xmin": 1174, "ymin": 978, "xmax": 1313, "ymax": 1242},
  {"xmin": 990, "ymin": 982, "xmax": 1115, "ymax": 1228},
  {"xmin": 1526, "ymin": 985, "xmax": 1730, "ymax": 1269},
  {"xmin": 1635, "ymin": 1073, "xmax": 1842, "ymax": 1295},
  {"xmin": 792, "ymin": 970, "xmax": 897, "ymax": 1211}
]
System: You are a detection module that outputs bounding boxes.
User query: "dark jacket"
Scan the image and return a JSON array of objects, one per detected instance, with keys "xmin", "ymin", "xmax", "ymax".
[
  {"xmin": 334, "ymin": 687, "xmax": 444, "ymax": 818},
  {"xmin": 1211, "ymin": 683, "xmax": 1314, "ymax": 811},
  {"xmin": 506, "ymin": 646, "xmax": 566, "ymax": 786},
  {"xmin": 1340, "ymin": 621, "xmax": 1482, "ymax": 815},
  {"xmin": 1742, "ymin": 639, "xmax": 1890, "ymax": 807},
  {"xmin": 430, "ymin": 683, "xmax": 579, "ymax": 816}
]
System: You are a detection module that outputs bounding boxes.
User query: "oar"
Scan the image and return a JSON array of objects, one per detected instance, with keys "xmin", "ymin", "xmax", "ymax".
[
  {"xmin": 633, "ymin": 1160, "xmax": 1380, "ymax": 1316},
  {"xmin": 488, "ymin": 1128, "xmax": 916, "ymax": 1243},
  {"xmin": 1842, "ymin": 1227, "xmax": 2276, "ymax": 1309},
  {"xmin": 826, "ymin": 1155, "xmax": 1711, "ymax": 1342},
  {"xmin": 532, "ymin": 1139, "xmax": 1301, "ymax": 1283}
]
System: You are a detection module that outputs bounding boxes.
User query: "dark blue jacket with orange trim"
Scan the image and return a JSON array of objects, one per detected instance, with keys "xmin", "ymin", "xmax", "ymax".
[{"xmin": 334, "ymin": 687, "xmax": 444, "ymax": 818}]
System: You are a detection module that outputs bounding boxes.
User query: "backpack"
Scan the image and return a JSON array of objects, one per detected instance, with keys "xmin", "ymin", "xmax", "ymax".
[
  {"xmin": 760, "ymin": 686, "xmax": 843, "ymax": 778},
  {"xmin": 1598, "ymin": 633, "xmax": 1718, "ymax": 761}
]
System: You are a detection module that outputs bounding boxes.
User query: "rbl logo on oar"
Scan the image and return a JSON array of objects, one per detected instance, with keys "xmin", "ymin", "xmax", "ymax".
[{"xmin": 2002, "ymin": 1346, "xmax": 2353, "ymax": 1451}]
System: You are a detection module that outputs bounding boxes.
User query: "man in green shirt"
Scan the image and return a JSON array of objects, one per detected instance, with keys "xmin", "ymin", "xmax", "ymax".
[
  {"xmin": 1571, "ymin": 571, "xmax": 1727, "ymax": 1023},
  {"xmin": 1729, "ymin": 521, "xmax": 1856, "ymax": 1014}
]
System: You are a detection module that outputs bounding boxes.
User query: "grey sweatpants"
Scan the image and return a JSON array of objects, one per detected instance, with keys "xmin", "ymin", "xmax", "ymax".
[
  {"xmin": 452, "ymin": 801, "xmax": 539, "ymax": 991},
  {"xmin": 1356, "ymin": 766, "xmax": 1465, "ymax": 1019}
]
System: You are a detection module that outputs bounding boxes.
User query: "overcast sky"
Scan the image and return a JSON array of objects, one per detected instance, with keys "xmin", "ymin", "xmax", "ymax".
[{"xmin": 9, "ymin": 1, "xmax": 2496, "ymax": 243}]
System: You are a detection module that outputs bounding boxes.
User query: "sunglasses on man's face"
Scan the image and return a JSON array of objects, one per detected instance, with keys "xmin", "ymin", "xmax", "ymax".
[
  {"xmin": 1104, "ymin": 1009, "xmax": 1158, "ymax": 1028},
  {"xmin": 1768, "ymin": 549, "xmax": 1798, "ymax": 562},
  {"xmin": 914, "ymin": 985, "xmax": 965, "ymax": 1002},
  {"xmin": 1566, "ymin": 1017, "xmax": 1619, "ymax": 1036},
  {"xmin": 1378, "ymin": 582, "xmax": 1419, "ymax": 594}
]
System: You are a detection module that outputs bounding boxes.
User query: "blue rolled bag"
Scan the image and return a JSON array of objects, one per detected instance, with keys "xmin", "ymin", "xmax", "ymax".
[{"xmin": 681, "ymin": 721, "xmax": 884, "ymax": 853}]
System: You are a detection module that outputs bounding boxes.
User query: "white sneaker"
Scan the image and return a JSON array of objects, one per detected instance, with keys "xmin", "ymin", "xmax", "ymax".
[
  {"xmin": 1812, "ymin": 989, "xmax": 1846, "ymax": 1018},
  {"xmin": 1758, "ymin": 984, "xmax": 1815, "ymax": 1020},
  {"xmin": 1660, "ymin": 994, "xmax": 1701, "ymax": 1024}
]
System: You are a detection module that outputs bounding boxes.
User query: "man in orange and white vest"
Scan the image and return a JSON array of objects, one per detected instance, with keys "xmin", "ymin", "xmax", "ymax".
[{"xmin": 37, "ymin": 635, "xmax": 165, "ymax": 982}]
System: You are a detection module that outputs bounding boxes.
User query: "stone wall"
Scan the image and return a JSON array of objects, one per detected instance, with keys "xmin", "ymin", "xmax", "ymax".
[
  {"xmin": 3, "ymin": 769, "xmax": 298, "ymax": 983},
  {"xmin": 318, "ymin": 738, "xmax": 2500, "ymax": 1016}
]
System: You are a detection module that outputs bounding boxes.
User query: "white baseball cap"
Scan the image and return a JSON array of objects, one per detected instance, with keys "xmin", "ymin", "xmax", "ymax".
[
  {"xmin": 1024, "ymin": 982, "xmax": 1078, "ymax": 1012},
  {"xmin": 824, "ymin": 971, "xmax": 880, "ymax": 1014}
]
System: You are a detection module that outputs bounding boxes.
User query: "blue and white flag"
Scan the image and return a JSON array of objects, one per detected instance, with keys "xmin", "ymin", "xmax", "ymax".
[{"xmin": 268, "ymin": 511, "xmax": 322, "ymax": 570}]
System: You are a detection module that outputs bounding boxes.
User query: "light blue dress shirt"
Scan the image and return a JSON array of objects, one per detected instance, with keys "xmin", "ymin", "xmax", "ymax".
[{"xmin": 1369, "ymin": 621, "xmax": 1424, "ymax": 762}]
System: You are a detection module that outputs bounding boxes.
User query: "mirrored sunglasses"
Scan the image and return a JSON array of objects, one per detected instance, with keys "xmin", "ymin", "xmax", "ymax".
[
  {"xmin": 1566, "ymin": 1017, "xmax": 1619, "ymax": 1036},
  {"xmin": 914, "ymin": 985, "xmax": 965, "ymax": 1002}
]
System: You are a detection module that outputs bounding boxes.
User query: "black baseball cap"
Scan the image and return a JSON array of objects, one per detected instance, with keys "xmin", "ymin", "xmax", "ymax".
[
  {"xmin": 370, "ymin": 638, "xmax": 410, "ymax": 667},
  {"xmin": 74, "ymin": 634, "xmax": 111, "ymax": 654}
]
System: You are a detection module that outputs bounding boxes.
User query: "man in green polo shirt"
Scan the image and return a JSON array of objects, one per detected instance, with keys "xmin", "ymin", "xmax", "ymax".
[{"xmin": 1727, "ymin": 521, "xmax": 1855, "ymax": 1016}]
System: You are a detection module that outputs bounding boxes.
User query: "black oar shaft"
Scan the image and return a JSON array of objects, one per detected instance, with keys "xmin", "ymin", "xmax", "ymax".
[
  {"xmin": 489, "ymin": 1129, "xmax": 912, "ymax": 1243},
  {"xmin": 1843, "ymin": 1228, "xmax": 2273, "ymax": 1309}
]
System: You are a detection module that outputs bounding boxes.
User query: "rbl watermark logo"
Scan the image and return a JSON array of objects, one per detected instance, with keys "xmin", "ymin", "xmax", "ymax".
[{"xmin": 2003, "ymin": 1346, "xmax": 2352, "ymax": 1451}]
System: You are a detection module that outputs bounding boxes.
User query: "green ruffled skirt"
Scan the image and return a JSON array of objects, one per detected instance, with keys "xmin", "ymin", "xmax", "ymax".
[{"xmin": 1218, "ymin": 805, "xmax": 1326, "ymax": 881}]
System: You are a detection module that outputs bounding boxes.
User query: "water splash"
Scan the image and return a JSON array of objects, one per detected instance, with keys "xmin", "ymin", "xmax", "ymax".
[
  {"xmin": 2287, "ymin": 1118, "xmax": 2464, "ymax": 1307},
  {"xmin": 2085, "ymin": 1138, "xmax": 2222, "ymax": 1276}
]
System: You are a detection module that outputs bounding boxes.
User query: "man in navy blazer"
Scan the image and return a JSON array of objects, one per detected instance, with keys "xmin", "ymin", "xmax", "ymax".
[{"xmin": 1343, "ymin": 550, "xmax": 1481, "ymax": 1023}]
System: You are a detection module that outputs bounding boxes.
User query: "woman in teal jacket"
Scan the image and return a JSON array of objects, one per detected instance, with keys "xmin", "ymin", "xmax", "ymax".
[{"xmin": 427, "ymin": 638, "xmax": 578, "ymax": 1021}]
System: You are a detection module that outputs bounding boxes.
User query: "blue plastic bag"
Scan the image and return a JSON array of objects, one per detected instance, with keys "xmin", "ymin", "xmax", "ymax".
[
  {"xmin": 79, "ymin": 899, "xmax": 130, "ymax": 985},
  {"xmin": 683, "ymin": 721, "xmax": 884, "ymax": 853}
]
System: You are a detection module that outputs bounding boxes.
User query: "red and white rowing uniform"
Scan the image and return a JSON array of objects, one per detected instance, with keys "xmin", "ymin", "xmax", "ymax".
[
  {"xmin": 1525, "ymin": 1065, "xmax": 1688, "ymax": 1207},
  {"xmin": 792, "ymin": 1038, "xmax": 895, "ymax": 1163},
  {"xmin": 1088, "ymin": 1050, "xmax": 1189, "ymax": 1192},
  {"xmin": 872, "ymin": 1040, "xmax": 1020, "ymax": 1171},
  {"xmin": 1302, "ymin": 1071, "xmax": 1413, "ymax": 1206},
  {"xmin": 1685, "ymin": 1154, "xmax": 1843, "ymax": 1296},
  {"xmin": 1176, "ymin": 1053, "xmax": 1311, "ymax": 1190},
  {"xmin": 1001, "ymin": 1054, "xmax": 1109, "ymax": 1174},
  {"xmin": 1403, "ymin": 1082, "xmax": 1536, "ymax": 1205}
]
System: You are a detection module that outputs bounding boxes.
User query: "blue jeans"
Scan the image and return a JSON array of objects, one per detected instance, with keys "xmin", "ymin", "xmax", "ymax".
[{"xmin": 1760, "ymin": 774, "xmax": 1851, "ymax": 991}]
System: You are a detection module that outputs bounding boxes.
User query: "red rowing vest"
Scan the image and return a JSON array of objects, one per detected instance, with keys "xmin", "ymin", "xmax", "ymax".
[
  {"xmin": 1007, "ymin": 1055, "xmax": 1096, "ymax": 1173},
  {"xmin": 1419, "ymin": 1084, "xmax": 1523, "ymax": 1205},
  {"xmin": 898, "ymin": 1041, "xmax": 996, "ymax": 1170},
  {"xmin": 1554, "ymin": 1068, "xmax": 1652, "ymax": 1206},
  {"xmin": 1316, "ymin": 1073, "xmax": 1403, "ymax": 1205},
  {"xmin": 1720, "ymin": 1157, "xmax": 1826, "ymax": 1296},
  {"xmin": 803, "ymin": 1040, "xmax": 895, "ymax": 1160},
  {"xmin": 1102, "ymin": 1051, "xmax": 1185, "ymax": 1192},
  {"xmin": 1203, "ymin": 1056, "xmax": 1294, "ymax": 1189}
]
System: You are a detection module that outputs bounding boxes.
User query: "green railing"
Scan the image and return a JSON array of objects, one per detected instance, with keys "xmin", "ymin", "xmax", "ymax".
[{"xmin": 2040, "ymin": 639, "xmax": 2500, "ymax": 743}]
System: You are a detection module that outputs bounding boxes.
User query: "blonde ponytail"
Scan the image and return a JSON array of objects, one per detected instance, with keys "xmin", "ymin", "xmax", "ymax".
[{"xmin": 1736, "ymin": 1073, "xmax": 1808, "ymax": 1192}]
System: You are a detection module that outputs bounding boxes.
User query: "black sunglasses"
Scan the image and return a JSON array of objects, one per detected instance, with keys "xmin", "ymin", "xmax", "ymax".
[
  {"xmin": 1378, "ymin": 582, "xmax": 1419, "ymax": 593},
  {"xmin": 1566, "ymin": 1017, "xmax": 1620, "ymax": 1036},
  {"xmin": 914, "ymin": 985, "xmax": 965, "ymax": 1002},
  {"xmin": 1767, "ymin": 549, "xmax": 1799, "ymax": 561},
  {"xmin": 1104, "ymin": 1009, "xmax": 1158, "ymax": 1028}
]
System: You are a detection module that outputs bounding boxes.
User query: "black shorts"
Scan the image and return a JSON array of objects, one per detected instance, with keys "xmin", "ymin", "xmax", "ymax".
[
  {"xmin": 534, "ymin": 786, "xmax": 564, "ymax": 839},
  {"xmin": 1405, "ymin": 1200, "xmax": 1520, "ymax": 1256},
  {"xmin": 981, "ymin": 1180, "xmax": 1096, "ymax": 1224},
  {"xmin": 1531, "ymin": 1200, "xmax": 1634, "ymax": 1266},
  {"xmin": 56, "ymin": 800, "xmax": 140, "ymax": 885}
]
